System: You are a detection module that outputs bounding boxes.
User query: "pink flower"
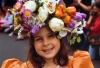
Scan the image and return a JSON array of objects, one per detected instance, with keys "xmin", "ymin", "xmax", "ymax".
[
  {"xmin": 23, "ymin": 9, "xmax": 32, "ymax": 18},
  {"xmin": 14, "ymin": 1, "xmax": 23, "ymax": 10}
]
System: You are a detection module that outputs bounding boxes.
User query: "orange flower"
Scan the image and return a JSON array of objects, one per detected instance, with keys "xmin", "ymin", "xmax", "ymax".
[
  {"xmin": 55, "ymin": 4, "xmax": 65, "ymax": 18},
  {"xmin": 66, "ymin": 6, "xmax": 76, "ymax": 17},
  {"xmin": 63, "ymin": 14, "xmax": 72, "ymax": 24}
]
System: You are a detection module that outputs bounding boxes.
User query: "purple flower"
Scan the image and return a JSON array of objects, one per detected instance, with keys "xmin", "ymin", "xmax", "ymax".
[
  {"xmin": 76, "ymin": 12, "xmax": 80, "ymax": 14},
  {"xmin": 80, "ymin": 13, "xmax": 87, "ymax": 19},
  {"xmin": 73, "ymin": 14, "xmax": 82, "ymax": 21},
  {"xmin": 58, "ymin": 0, "xmax": 64, "ymax": 5},
  {"xmin": 31, "ymin": 25, "xmax": 39, "ymax": 34},
  {"xmin": 67, "ymin": 21, "xmax": 75, "ymax": 28}
]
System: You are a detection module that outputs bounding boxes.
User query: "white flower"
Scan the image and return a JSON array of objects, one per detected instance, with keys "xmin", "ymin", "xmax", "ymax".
[
  {"xmin": 47, "ymin": 2, "xmax": 56, "ymax": 14},
  {"xmin": 59, "ymin": 30, "xmax": 67, "ymax": 37},
  {"xmin": 72, "ymin": 28, "xmax": 83, "ymax": 34},
  {"xmin": 59, "ymin": 27, "xmax": 72, "ymax": 37},
  {"xmin": 82, "ymin": 19, "xmax": 86, "ymax": 27},
  {"xmin": 49, "ymin": 18, "xmax": 64, "ymax": 32},
  {"xmin": 74, "ymin": 20, "xmax": 82, "ymax": 28},
  {"xmin": 23, "ymin": 1, "xmax": 37, "ymax": 12},
  {"xmin": 35, "ymin": 17, "xmax": 45, "ymax": 27},
  {"xmin": 38, "ymin": 4, "xmax": 49, "ymax": 22}
]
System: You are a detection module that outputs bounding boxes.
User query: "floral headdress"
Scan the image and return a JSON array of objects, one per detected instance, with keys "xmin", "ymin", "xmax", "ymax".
[{"xmin": 11, "ymin": 0, "xmax": 86, "ymax": 45}]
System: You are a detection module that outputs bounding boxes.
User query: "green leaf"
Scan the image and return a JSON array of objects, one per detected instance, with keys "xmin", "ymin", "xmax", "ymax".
[
  {"xmin": 77, "ymin": 36, "xmax": 81, "ymax": 43},
  {"xmin": 67, "ymin": 35, "xmax": 71, "ymax": 42},
  {"xmin": 70, "ymin": 39, "xmax": 75, "ymax": 45}
]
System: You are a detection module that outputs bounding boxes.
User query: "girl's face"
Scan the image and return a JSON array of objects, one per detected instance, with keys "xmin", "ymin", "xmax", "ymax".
[
  {"xmin": 33, "ymin": 26, "xmax": 60, "ymax": 59},
  {"xmin": 93, "ymin": 5, "xmax": 100, "ymax": 13}
]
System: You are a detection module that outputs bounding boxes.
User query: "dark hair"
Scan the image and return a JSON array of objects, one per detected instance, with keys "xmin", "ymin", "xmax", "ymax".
[
  {"xmin": 27, "ymin": 26, "xmax": 69, "ymax": 68},
  {"xmin": 94, "ymin": 0, "xmax": 100, "ymax": 8}
]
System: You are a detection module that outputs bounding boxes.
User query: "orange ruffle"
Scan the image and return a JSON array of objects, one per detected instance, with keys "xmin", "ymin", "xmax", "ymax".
[
  {"xmin": 67, "ymin": 50, "xmax": 94, "ymax": 68},
  {"xmin": 1, "ymin": 58, "xmax": 33, "ymax": 68}
]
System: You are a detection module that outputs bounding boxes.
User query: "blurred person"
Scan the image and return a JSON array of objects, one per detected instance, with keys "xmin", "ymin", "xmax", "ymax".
[
  {"xmin": 0, "ymin": 9, "xmax": 5, "ymax": 20},
  {"xmin": 69, "ymin": 0, "xmax": 92, "ymax": 20},
  {"xmin": 0, "ymin": 9, "xmax": 13, "ymax": 34},
  {"xmin": 0, "ymin": 9, "xmax": 5, "ymax": 31},
  {"xmin": 86, "ymin": 0, "xmax": 100, "ymax": 60},
  {"xmin": 1, "ymin": 0, "xmax": 17, "ymax": 14}
]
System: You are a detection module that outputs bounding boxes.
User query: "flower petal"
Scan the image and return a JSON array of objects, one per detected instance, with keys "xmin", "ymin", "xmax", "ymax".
[
  {"xmin": 59, "ymin": 30, "xmax": 67, "ymax": 37},
  {"xmin": 31, "ymin": 25, "xmax": 39, "ymax": 34}
]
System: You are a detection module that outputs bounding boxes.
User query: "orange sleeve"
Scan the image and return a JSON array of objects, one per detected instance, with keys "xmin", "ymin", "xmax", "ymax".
[
  {"xmin": 1, "ymin": 58, "xmax": 25, "ymax": 68},
  {"xmin": 72, "ymin": 50, "xmax": 94, "ymax": 68}
]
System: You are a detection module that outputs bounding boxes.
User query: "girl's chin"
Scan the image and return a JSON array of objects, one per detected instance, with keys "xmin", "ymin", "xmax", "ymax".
[{"xmin": 43, "ymin": 55, "xmax": 55, "ymax": 59}]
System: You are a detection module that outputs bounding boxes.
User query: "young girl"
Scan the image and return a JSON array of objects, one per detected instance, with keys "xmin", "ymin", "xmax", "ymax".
[
  {"xmin": 1, "ymin": 24, "xmax": 94, "ymax": 68},
  {"xmin": 1, "ymin": 0, "xmax": 94, "ymax": 68}
]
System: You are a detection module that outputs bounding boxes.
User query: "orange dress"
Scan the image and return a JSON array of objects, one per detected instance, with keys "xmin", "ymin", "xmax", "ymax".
[{"xmin": 1, "ymin": 51, "xmax": 94, "ymax": 68}]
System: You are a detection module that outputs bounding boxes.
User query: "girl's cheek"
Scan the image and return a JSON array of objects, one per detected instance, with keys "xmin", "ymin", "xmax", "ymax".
[
  {"xmin": 34, "ymin": 44, "xmax": 41, "ymax": 51},
  {"xmin": 34, "ymin": 42, "xmax": 43, "ymax": 48}
]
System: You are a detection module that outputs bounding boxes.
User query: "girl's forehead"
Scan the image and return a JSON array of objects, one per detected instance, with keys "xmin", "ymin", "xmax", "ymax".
[{"xmin": 34, "ymin": 27, "xmax": 50, "ymax": 36}]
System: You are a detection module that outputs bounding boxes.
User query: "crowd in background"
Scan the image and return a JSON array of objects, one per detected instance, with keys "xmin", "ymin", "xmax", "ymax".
[{"xmin": 0, "ymin": 0, "xmax": 100, "ymax": 60}]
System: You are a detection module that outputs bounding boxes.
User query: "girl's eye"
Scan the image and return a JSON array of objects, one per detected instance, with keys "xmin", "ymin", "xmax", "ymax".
[
  {"xmin": 48, "ymin": 33, "xmax": 55, "ymax": 39},
  {"xmin": 35, "ymin": 38, "xmax": 42, "ymax": 41}
]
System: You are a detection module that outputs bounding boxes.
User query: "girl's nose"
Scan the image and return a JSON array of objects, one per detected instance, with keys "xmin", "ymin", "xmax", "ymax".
[{"xmin": 43, "ymin": 38, "xmax": 49, "ymax": 46}]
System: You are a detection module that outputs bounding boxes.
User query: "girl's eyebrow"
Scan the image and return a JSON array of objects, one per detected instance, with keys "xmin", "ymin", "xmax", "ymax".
[
  {"xmin": 34, "ymin": 36, "xmax": 41, "ymax": 39},
  {"xmin": 47, "ymin": 32, "xmax": 55, "ymax": 36},
  {"xmin": 34, "ymin": 32, "xmax": 53, "ymax": 38}
]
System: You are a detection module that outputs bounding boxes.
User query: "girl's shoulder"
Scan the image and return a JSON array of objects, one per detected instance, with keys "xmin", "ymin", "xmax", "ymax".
[
  {"xmin": 1, "ymin": 58, "xmax": 33, "ymax": 68},
  {"xmin": 66, "ymin": 50, "xmax": 94, "ymax": 68}
]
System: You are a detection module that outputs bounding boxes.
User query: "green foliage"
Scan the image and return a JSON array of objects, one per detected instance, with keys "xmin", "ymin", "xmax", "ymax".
[
  {"xmin": 77, "ymin": 36, "xmax": 81, "ymax": 43},
  {"xmin": 67, "ymin": 33, "xmax": 81, "ymax": 45},
  {"xmin": 69, "ymin": 39, "xmax": 75, "ymax": 45}
]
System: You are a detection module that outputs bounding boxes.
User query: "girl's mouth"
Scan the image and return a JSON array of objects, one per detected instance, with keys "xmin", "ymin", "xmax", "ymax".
[{"xmin": 42, "ymin": 47, "xmax": 54, "ymax": 54}]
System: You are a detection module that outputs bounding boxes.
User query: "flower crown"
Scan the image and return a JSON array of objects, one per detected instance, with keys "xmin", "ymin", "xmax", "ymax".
[{"xmin": 10, "ymin": 0, "xmax": 86, "ymax": 45}]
